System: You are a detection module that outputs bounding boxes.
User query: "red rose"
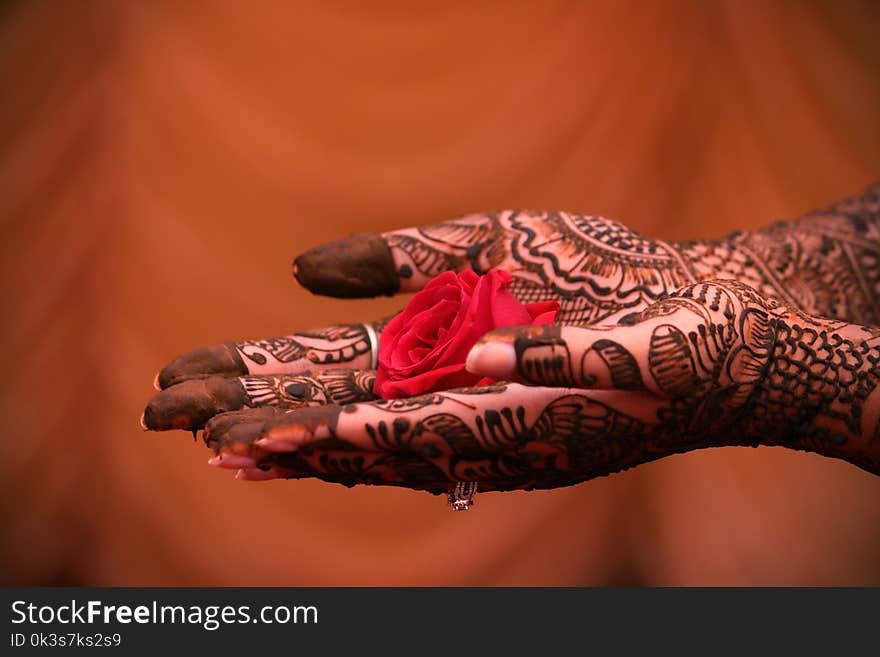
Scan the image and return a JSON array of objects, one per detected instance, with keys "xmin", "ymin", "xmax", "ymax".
[{"xmin": 374, "ymin": 269, "xmax": 559, "ymax": 398}]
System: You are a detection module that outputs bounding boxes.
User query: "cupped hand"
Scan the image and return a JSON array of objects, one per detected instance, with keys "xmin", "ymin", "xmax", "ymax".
[
  {"xmin": 190, "ymin": 279, "xmax": 880, "ymax": 492},
  {"xmin": 143, "ymin": 210, "xmax": 696, "ymax": 432}
]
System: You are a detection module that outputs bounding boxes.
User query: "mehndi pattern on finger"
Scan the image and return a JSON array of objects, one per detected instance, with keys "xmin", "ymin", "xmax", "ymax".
[{"xmin": 236, "ymin": 324, "xmax": 374, "ymax": 367}]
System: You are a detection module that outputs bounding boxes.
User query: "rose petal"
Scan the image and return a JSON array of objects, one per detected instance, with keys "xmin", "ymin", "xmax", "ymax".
[
  {"xmin": 525, "ymin": 300, "xmax": 560, "ymax": 325},
  {"xmin": 491, "ymin": 286, "xmax": 532, "ymax": 326},
  {"xmin": 376, "ymin": 362, "xmax": 473, "ymax": 398}
]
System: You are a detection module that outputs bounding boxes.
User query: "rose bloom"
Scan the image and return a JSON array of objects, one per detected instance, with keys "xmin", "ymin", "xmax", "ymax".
[{"xmin": 374, "ymin": 269, "xmax": 559, "ymax": 398}]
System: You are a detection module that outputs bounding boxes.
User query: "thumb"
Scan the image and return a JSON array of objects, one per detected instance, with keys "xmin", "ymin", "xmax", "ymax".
[{"xmin": 465, "ymin": 321, "xmax": 693, "ymax": 397}]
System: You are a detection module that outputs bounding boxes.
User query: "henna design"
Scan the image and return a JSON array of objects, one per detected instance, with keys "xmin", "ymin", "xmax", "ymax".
[
  {"xmin": 238, "ymin": 369, "xmax": 377, "ymax": 409},
  {"xmin": 505, "ymin": 325, "xmax": 574, "ymax": 387},
  {"xmin": 681, "ymin": 183, "xmax": 880, "ymax": 325},
  {"xmin": 591, "ymin": 339, "xmax": 647, "ymax": 390},
  {"xmin": 156, "ymin": 320, "xmax": 387, "ymax": 390},
  {"xmin": 201, "ymin": 187, "xmax": 880, "ymax": 491},
  {"xmin": 221, "ymin": 280, "xmax": 880, "ymax": 492},
  {"xmin": 386, "ymin": 211, "xmax": 697, "ymax": 325},
  {"xmin": 442, "ymin": 382, "xmax": 510, "ymax": 395},
  {"xmin": 274, "ymin": 448, "xmax": 451, "ymax": 493},
  {"xmin": 236, "ymin": 324, "xmax": 373, "ymax": 367},
  {"xmin": 486, "ymin": 325, "xmax": 581, "ymax": 387},
  {"xmin": 143, "ymin": 369, "xmax": 377, "ymax": 431},
  {"xmin": 749, "ymin": 320, "xmax": 880, "ymax": 453},
  {"xmin": 303, "ymin": 391, "xmax": 655, "ymax": 492},
  {"xmin": 378, "ymin": 183, "xmax": 880, "ymax": 329},
  {"xmin": 368, "ymin": 393, "xmax": 447, "ymax": 413},
  {"xmin": 384, "ymin": 216, "xmax": 504, "ymax": 279}
]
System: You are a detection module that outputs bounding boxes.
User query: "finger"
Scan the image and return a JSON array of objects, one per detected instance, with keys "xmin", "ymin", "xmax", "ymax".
[
  {"xmin": 142, "ymin": 369, "xmax": 378, "ymax": 431},
  {"xmin": 465, "ymin": 281, "xmax": 752, "ymax": 396},
  {"xmin": 204, "ymin": 409, "xmax": 450, "ymax": 491},
  {"xmin": 292, "ymin": 211, "xmax": 692, "ymax": 318},
  {"xmin": 205, "ymin": 383, "xmax": 665, "ymax": 492},
  {"xmin": 202, "ymin": 406, "xmax": 285, "ymax": 455},
  {"xmin": 266, "ymin": 449, "xmax": 451, "ymax": 493},
  {"xmin": 464, "ymin": 323, "xmax": 656, "ymax": 392},
  {"xmin": 256, "ymin": 383, "xmax": 662, "ymax": 454},
  {"xmin": 208, "ymin": 453, "xmax": 258, "ymax": 469},
  {"xmin": 294, "ymin": 214, "xmax": 501, "ymax": 297},
  {"xmin": 156, "ymin": 322, "xmax": 382, "ymax": 389},
  {"xmin": 230, "ymin": 455, "xmax": 519, "ymax": 493}
]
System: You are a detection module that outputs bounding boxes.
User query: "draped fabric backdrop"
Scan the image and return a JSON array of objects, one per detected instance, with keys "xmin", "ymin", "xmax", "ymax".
[{"xmin": 2, "ymin": 0, "xmax": 880, "ymax": 585}]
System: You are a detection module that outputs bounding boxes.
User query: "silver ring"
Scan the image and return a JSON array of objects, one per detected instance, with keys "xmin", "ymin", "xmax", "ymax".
[
  {"xmin": 448, "ymin": 481, "xmax": 478, "ymax": 511},
  {"xmin": 363, "ymin": 323, "xmax": 379, "ymax": 370}
]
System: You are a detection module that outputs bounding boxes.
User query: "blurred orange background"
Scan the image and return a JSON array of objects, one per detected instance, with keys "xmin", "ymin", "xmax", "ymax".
[{"xmin": 2, "ymin": 0, "xmax": 880, "ymax": 585}]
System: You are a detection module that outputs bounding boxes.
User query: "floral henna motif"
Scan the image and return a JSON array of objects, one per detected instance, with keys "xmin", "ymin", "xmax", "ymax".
[
  {"xmin": 236, "ymin": 324, "xmax": 375, "ymax": 368},
  {"xmin": 238, "ymin": 369, "xmax": 377, "ymax": 409},
  {"xmin": 386, "ymin": 210, "xmax": 697, "ymax": 325},
  {"xmin": 381, "ymin": 183, "xmax": 880, "ymax": 328}
]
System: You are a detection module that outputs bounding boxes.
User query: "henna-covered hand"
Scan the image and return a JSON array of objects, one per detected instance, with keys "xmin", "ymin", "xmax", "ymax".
[
  {"xmin": 142, "ymin": 369, "xmax": 378, "ymax": 431},
  {"xmin": 143, "ymin": 207, "xmax": 700, "ymax": 431},
  {"xmin": 153, "ymin": 322, "xmax": 389, "ymax": 390},
  {"xmin": 145, "ymin": 185, "xmax": 880, "ymax": 481},
  {"xmin": 294, "ymin": 183, "xmax": 880, "ymax": 325},
  {"xmin": 199, "ymin": 281, "xmax": 880, "ymax": 492}
]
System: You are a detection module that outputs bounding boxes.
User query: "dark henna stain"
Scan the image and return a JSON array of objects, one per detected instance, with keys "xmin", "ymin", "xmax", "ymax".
[
  {"xmin": 143, "ymin": 376, "xmax": 247, "ymax": 430},
  {"xmin": 293, "ymin": 232, "xmax": 401, "ymax": 298},
  {"xmin": 284, "ymin": 382, "xmax": 308, "ymax": 399},
  {"xmin": 146, "ymin": 369, "xmax": 378, "ymax": 432},
  {"xmin": 157, "ymin": 343, "xmax": 247, "ymax": 389},
  {"xmin": 203, "ymin": 406, "xmax": 283, "ymax": 451}
]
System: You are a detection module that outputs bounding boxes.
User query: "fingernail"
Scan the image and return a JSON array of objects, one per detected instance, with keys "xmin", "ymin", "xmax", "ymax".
[
  {"xmin": 139, "ymin": 411, "xmax": 148, "ymax": 431},
  {"xmin": 208, "ymin": 454, "xmax": 257, "ymax": 469},
  {"xmin": 254, "ymin": 437, "xmax": 297, "ymax": 453},
  {"xmin": 235, "ymin": 468, "xmax": 276, "ymax": 481},
  {"xmin": 153, "ymin": 372, "xmax": 162, "ymax": 391},
  {"xmin": 466, "ymin": 342, "xmax": 516, "ymax": 378}
]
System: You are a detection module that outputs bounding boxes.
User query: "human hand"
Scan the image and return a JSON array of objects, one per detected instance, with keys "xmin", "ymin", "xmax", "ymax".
[
  {"xmin": 194, "ymin": 279, "xmax": 880, "ymax": 492},
  {"xmin": 143, "ymin": 210, "xmax": 699, "ymax": 432}
]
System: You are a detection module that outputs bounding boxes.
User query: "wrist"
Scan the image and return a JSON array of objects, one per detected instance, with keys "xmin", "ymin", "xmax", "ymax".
[{"xmin": 743, "ymin": 314, "xmax": 880, "ymax": 474}]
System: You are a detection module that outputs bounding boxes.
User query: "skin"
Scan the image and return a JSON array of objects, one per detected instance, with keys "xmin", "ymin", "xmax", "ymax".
[{"xmin": 143, "ymin": 184, "xmax": 880, "ymax": 495}]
